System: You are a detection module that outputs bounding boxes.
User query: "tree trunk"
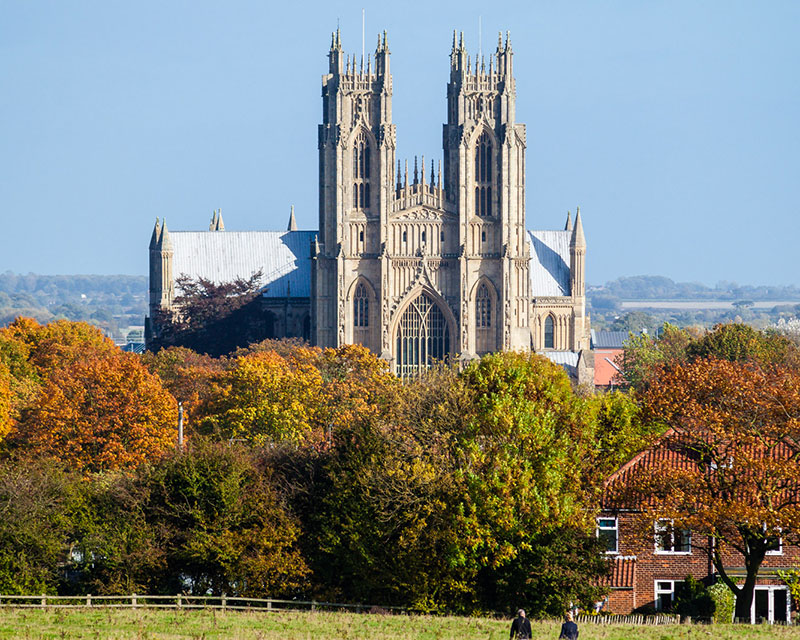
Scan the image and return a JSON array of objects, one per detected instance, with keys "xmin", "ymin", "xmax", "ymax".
[{"xmin": 733, "ymin": 544, "xmax": 767, "ymax": 622}]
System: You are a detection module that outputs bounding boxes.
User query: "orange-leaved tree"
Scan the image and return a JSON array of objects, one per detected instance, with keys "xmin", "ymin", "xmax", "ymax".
[
  {"xmin": 0, "ymin": 362, "xmax": 11, "ymax": 442},
  {"xmin": 13, "ymin": 351, "xmax": 178, "ymax": 473},
  {"xmin": 611, "ymin": 357, "xmax": 800, "ymax": 620}
]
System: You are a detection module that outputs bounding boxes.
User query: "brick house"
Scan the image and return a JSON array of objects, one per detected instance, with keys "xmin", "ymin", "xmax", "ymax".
[{"xmin": 597, "ymin": 437, "xmax": 799, "ymax": 623}]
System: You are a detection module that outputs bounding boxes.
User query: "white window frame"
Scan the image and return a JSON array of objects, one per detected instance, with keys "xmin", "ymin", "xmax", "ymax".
[
  {"xmin": 596, "ymin": 516, "xmax": 619, "ymax": 554},
  {"xmin": 654, "ymin": 579, "xmax": 683, "ymax": 612},
  {"xmin": 763, "ymin": 524, "xmax": 783, "ymax": 556},
  {"xmin": 748, "ymin": 585, "xmax": 790, "ymax": 624},
  {"xmin": 654, "ymin": 519, "xmax": 691, "ymax": 554}
]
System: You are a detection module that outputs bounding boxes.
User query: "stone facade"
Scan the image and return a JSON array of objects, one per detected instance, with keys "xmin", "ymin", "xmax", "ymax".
[{"xmin": 148, "ymin": 30, "xmax": 592, "ymax": 381}]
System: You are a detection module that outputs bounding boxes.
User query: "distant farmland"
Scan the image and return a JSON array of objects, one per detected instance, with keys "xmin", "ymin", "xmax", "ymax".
[{"xmin": 621, "ymin": 300, "xmax": 800, "ymax": 310}]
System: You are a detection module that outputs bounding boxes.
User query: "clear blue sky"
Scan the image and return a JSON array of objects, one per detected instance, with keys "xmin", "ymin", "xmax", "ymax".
[{"xmin": 2, "ymin": 1, "xmax": 798, "ymax": 286}]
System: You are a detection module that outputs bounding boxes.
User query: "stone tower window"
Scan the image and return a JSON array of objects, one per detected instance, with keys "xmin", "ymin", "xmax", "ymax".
[
  {"xmin": 353, "ymin": 132, "xmax": 371, "ymax": 210},
  {"xmin": 544, "ymin": 315, "xmax": 555, "ymax": 349},
  {"xmin": 474, "ymin": 131, "xmax": 493, "ymax": 217},
  {"xmin": 395, "ymin": 293, "xmax": 450, "ymax": 378},
  {"xmin": 354, "ymin": 283, "xmax": 369, "ymax": 327},
  {"xmin": 476, "ymin": 284, "xmax": 492, "ymax": 328}
]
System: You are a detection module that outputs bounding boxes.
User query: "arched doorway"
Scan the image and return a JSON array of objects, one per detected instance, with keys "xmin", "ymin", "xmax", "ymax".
[{"xmin": 394, "ymin": 292, "xmax": 451, "ymax": 378}]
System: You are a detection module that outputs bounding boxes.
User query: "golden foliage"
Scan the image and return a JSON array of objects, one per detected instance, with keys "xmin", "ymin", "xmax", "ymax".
[{"xmin": 13, "ymin": 351, "xmax": 177, "ymax": 473}]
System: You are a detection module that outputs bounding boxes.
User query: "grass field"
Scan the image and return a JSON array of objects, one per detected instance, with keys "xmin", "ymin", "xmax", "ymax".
[{"xmin": 0, "ymin": 609, "xmax": 798, "ymax": 640}]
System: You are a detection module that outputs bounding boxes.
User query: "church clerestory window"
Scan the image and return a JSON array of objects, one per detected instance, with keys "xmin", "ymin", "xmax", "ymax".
[
  {"xmin": 474, "ymin": 132, "xmax": 493, "ymax": 217},
  {"xmin": 353, "ymin": 132, "xmax": 372, "ymax": 211},
  {"xmin": 476, "ymin": 284, "xmax": 492, "ymax": 328},
  {"xmin": 354, "ymin": 283, "xmax": 369, "ymax": 327}
]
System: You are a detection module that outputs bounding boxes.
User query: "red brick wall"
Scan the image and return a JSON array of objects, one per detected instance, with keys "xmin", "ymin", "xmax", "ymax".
[{"xmin": 600, "ymin": 511, "xmax": 800, "ymax": 614}]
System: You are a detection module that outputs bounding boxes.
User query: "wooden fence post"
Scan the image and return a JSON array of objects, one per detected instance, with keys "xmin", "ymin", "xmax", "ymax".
[
  {"xmin": 177, "ymin": 594, "xmax": 182, "ymax": 609},
  {"xmin": 87, "ymin": 594, "xmax": 92, "ymax": 607},
  {"xmin": 41, "ymin": 595, "xmax": 46, "ymax": 608},
  {"xmin": 267, "ymin": 598, "xmax": 272, "ymax": 611},
  {"xmin": 221, "ymin": 594, "xmax": 227, "ymax": 611},
  {"xmin": 132, "ymin": 593, "xmax": 137, "ymax": 608}
]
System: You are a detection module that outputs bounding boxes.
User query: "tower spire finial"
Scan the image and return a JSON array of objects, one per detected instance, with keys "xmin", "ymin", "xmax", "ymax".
[
  {"xmin": 571, "ymin": 207, "xmax": 586, "ymax": 248},
  {"xmin": 565, "ymin": 210, "xmax": 573, "ymax": 232},
  {"xmin": 287, "ymin": 205, "xmax": 298, "ymax": 231}
]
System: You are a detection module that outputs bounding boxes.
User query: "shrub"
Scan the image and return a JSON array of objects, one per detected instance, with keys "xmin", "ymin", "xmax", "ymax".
[{"xmin": 708, "ymin": 581, "xmax": 735, "ymax": 623}]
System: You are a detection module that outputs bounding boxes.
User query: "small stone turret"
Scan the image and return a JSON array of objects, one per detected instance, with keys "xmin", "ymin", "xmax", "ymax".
[
  {"xmin": 149, "ymin": 218, "xmax": 174, "ymax": 315},
  {"xmin": 209, "ymin": 208, "xmax": 225, "ymax": 231}
]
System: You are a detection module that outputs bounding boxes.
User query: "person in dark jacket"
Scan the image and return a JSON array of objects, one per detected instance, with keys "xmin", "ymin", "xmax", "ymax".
[
  {"xmin": 559, "ymin": 611, "xmax": 579, "ymax": 639},
  {"xmin": 509, "ymin": 609, "xmax": 532, "ymax": 639}
]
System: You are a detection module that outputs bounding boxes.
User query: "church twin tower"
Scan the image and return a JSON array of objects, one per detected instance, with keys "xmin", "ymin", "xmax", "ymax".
[
  {"xmin": 148, "ymin": 29, "xmax": 590, "ymax": 380},
  {"xmin": 312, "ymin": 30, "xmax": 587, "ymax": 375}
]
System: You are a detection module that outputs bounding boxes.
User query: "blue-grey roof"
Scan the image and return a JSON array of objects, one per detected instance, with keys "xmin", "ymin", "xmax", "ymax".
[
  {"xmin": 591, "ymin": 330, "xmax": 630, "ymax": 349},
  {"xmin": 170, "ymin": 230, "xmax": 315, "ymax": 298},
  {"xmin": 529, "ymin": 230, "xmax": 571, "ymax": 297},
  {"xmin": 542, "ymin": 350, "xmax": 579, "ymax": 377}
]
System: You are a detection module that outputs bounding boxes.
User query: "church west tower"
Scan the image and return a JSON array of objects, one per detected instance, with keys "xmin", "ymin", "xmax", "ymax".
[{"xmin": 150, "ymin": 30, "xmax": 591, "ymax": 383}]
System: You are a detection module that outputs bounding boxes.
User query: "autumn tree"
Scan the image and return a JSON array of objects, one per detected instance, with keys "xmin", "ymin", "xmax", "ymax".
[
  {"xmin": 141, "ymin": 346, "xmax": 226, "ymax": 425},
  {"xmin": 0, "ymin": 363, "xmax": 11, "ymax": 442},
  {"xmin": 612, "ymin": 357, "xmax": 800, "ymax": 620},
  {"xmin": 299, "ymin": 353, "xmax": 611, "ymax": 614},
  {"xmin": 12, "ymin": 351, "xmax": 178, "ymax": 473},
  {"xmin": 151, "ymin": 272, "xmax": 269, "ymax": 356},
  {"xmin": 198, "ymin": 344, "xmax": 396, "ymax": 449},
  {"xmin": 617, "ymin": 322, "xmax": 799, "ymax": 391},
  {"xmin": 199, "ymin": 348, "xmax": 326, "ymax": 446}
]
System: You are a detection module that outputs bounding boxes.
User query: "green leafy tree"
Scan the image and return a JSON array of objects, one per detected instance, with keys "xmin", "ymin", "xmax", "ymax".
[
  {"xmin": 0, "ymin": 460, "xmax": 76, "ymax": 594},
  {"xmin": 66, "ymin": 472, "xmax": 165, "ymax": 595},
  {"xmin": 144, "ymin": 440, "xmax": 309, "ymax": 597}
]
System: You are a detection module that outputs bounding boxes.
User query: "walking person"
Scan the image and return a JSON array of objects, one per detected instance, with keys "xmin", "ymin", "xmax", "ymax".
[
  {"xmin": 559, "ymin": 611, "xmax": 579, "ymax": 639},
  {"xmin": 509, "ymin": 609, "xmax": 532, "ymax": 640}
]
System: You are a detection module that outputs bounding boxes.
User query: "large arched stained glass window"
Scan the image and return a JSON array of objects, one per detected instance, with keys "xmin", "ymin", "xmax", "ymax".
[{"xmin": 395, "ymin": 293, "xmax": 451, "ymax": 378}]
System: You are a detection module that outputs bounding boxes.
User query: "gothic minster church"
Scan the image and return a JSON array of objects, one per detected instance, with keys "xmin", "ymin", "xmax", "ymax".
[{"xmin": 148, "ymin": 30, "xmax": 593, "ymax": 383}]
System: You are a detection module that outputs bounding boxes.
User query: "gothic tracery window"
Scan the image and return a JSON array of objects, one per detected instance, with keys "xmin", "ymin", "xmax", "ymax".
[
  {"xmin": 353, "ymin": 132, "xmax": 371, "ymax": 211},
  {"xmin": 395, "ymin": 293, "xmax": 451, "ymax": 378},
  {"xmin": 474, "ymin": 131, "xmax": 493, "ymax": 217},
  {"xmin": 544, "ymin": 315, "xmax": 555, "ymax": 349},
  {"xmin": 354, "ymin": 283, "xmax": 369, "ymax": 328},
  {"xmin": 476, "ymin": 284, "xmax": 492, "ymax": 328}
]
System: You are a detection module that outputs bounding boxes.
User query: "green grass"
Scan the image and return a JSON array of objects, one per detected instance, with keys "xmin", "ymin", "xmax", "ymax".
[{"xmin": 0, "ymin": 608, "xmax": 797, "ymax": 640}]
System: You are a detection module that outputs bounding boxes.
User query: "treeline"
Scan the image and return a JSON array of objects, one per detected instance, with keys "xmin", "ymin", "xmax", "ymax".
[
  {"xmin": 0, "ymin": 272, "xmax": 147, "ymax": 336},
  {"xmin": 0, "ymin": 318, "xmax": 652, "ymax": 614},
  {"xmin": 1, "ymin": 318, "xmax": 798, "ymax": 617},
  {"xmin": 593, "ymin": 275, "xmax": 800, "ymax": 301}
]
